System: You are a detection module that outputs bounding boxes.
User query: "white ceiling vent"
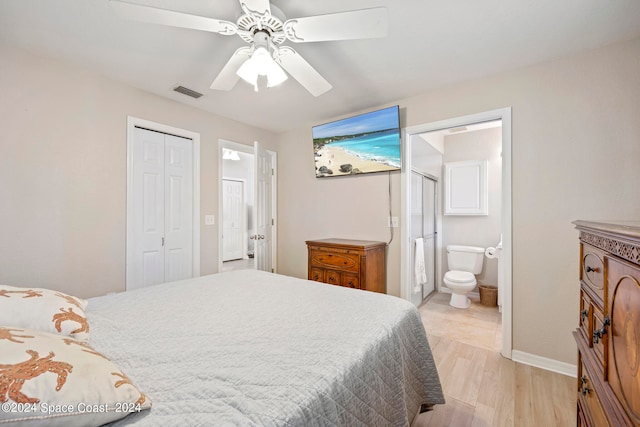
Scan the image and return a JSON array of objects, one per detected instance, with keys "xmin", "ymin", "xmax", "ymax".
[{"xmin": 174, "ymin": 86, "xmax": 203, "ymax": 99}]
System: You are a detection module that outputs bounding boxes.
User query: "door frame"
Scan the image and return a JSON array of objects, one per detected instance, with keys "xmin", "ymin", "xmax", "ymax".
[
  {"xmin": 400, "ymin": 107, "xmax": 512, "ymax": 358},
  {"xmin": 125, "ymin": 116, "xmax": 201, "ymax": 289},
  {"xmin": 218, "ymin": 139, "xmax": 277, "ymax": 273}
]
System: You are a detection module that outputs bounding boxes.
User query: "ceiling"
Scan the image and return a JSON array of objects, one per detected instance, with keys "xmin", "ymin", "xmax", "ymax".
[{"xmin": 2, "ymin": 0, "xmax": 640, "ymax": 133}]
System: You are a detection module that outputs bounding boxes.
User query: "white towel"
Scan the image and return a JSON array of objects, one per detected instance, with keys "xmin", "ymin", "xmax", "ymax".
[{"xmin": 414, "ymin": 238, "xmax": 427, "ymax": 292}]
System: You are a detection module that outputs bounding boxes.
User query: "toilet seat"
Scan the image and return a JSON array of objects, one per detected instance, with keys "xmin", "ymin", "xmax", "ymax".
[{"xmin": 444, "ymin": 270, "xmax": 475, "ymax": 284}]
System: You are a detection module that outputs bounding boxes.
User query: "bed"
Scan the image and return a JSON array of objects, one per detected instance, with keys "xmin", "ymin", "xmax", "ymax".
[{"xmin": 1, "ymin": 270, "xmax": 443, "ymax": 426}]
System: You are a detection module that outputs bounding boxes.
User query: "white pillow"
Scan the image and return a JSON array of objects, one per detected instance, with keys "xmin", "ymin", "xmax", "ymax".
[
  {"xmin": 0, "ymin": 285, "xmax": 90, "ymax": 341},
  {"xmin": 0, "ymin": 327, "xmax": 151, "ymax": 426}
]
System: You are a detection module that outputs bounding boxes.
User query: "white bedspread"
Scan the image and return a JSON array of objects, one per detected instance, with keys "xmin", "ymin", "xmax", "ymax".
[{"xmin": 86, "ymin": 270, "xmax": 444, "ymax": 426}]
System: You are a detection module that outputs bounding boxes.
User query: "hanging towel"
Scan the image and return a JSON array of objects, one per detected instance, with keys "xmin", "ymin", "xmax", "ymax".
[{"xmin": 414, "ymin": 238, "xmax": 427, "ymax": 292}]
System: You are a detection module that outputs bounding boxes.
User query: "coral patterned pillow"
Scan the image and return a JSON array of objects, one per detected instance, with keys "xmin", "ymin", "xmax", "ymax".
[
  {"xmin": 0, "ymin": 286, "xmax": 90, "ymax": 341},
  {"xmin": 0, "ymin": 327, "xmax": 151, "ymax": 426}
]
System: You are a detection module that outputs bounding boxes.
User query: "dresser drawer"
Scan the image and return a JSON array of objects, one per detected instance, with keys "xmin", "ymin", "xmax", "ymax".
[
  {"xmin": 581, "ymin": 243, "xmax": 605, "ymax": 305},
  {"xmin": 309, "ymin": 250, "xmax": 360, "ymax": 273},
  {"xmin": 592, "ymin": 306, "xmax": 607, "ymax": 372},
  {"xmin": 579, "ymin": 290, "xmax": 593, "ymax": 346},
  {"xmin": 579, "ymin": 358, "xmax": 609, "ymax": 427},
  {"xmin": 341, "ymin": 273, "xmax": 360, "ymax": 289},
  {"xmin": 324, "ymin": 269, "xmax": 341, "ymax": 285},
  {"xmin": 309, "ymin": 268, "xmax": 324, "ymax": 282}
]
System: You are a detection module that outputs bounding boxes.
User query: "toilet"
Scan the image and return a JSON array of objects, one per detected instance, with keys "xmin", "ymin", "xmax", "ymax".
[{"xmin": 444, "ymin": 245, "xmax": 485, "ymax": 309}]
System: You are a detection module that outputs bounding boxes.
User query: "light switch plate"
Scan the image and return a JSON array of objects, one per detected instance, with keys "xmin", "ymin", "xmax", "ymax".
[{"xmin": 205, "ymin": 215, "xmax": 215, "ymax": 225}]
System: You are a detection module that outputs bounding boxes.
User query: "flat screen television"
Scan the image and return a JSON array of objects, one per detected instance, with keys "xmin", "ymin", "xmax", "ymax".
[{"xmin": 312, "ymin": 105, "xmax": 401, "ymax": 178}]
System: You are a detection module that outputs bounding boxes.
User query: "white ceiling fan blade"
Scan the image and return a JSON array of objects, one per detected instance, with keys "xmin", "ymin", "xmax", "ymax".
[
  {"xmin": 283, "ymin": 7, "xmax": 387, "ymax": 43},
  {"xmin": 210, "ymin": 47, "xmax": 252, "ymax": 90},
  {"xmin": 276, "ymin": 47, "xmax": 332, "ymax": 97},
  {"xmin": 110, "ymin": 0, "xmax": 237, "ymax": 35},
  {"xmin": 238, "ymin": 0, "xmax": 271, "ymax": 18}
]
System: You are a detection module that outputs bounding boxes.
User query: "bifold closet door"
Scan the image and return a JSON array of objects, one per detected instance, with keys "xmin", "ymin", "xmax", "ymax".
[{"xmin": 130, "ymin": 127, "xmax": 193, "ymax": 290}]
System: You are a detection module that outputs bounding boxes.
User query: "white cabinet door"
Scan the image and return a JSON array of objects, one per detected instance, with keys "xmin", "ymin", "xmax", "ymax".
[{"xmin": 129, "ymin": 128, "xmax": 193, "ymax": 290}]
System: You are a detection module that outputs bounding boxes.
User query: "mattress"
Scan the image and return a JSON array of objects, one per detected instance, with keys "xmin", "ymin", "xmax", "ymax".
[{"xmin": 86, "ymin": 270, "xmax": 444, "ymax": 426}]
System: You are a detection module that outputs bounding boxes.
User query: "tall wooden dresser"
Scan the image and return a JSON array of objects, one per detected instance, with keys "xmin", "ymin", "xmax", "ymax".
[
  {"xmin": 306, "ymin": 239, "xmax": 386, "ymax": 293},
  {"xmin": 573, "ymin": 220, "xmax": 640, "ymax": 426}
]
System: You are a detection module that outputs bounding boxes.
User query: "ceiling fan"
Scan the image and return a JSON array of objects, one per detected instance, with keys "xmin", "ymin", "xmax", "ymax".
[{"xmin": 109, "ymin": 0, "xmax": 388, "ymax": 96}]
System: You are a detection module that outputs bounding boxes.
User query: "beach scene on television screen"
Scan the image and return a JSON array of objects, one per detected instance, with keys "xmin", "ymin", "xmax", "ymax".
[{"xmin": 312, "ymin": 107, "xmax": 401, "ymax": 178}]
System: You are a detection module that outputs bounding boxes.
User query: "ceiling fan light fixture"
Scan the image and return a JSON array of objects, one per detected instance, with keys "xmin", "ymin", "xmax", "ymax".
[
  {"xmin": 236, "ymin": 31, "xmax": 288, "ymax": 91},
  {"xmin": 236, "ymin": 47, "xmax": 288, "ymax": 91}
]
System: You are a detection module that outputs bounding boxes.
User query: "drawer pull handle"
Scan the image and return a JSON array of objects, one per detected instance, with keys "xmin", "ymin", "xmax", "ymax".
[
  {"xmin": 580, "ymin": 375, "xmax": 587, "ymax": 385},
  {"xmin": 581, "ymin": 309, "xmax": 588, "ymax": 322},
  {"xmin": 581, "ymin": 386, "xmax": 591, "ymax": 396},
  {"xmin": 593, "ymin": 316, "xmax": 611, "ymax": 344},
  {"xmin": 586, "ymin": 265, "xmax": 599, "ymax": 273}
]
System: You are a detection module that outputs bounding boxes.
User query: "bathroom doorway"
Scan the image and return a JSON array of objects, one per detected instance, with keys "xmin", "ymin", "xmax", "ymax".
[{"xmin": 400, "ymin": 107, "xmax": 512, "ymax": 358}]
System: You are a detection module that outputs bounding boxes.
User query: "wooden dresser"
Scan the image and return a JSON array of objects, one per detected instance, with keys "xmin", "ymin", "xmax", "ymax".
[
  {"xmin": 573, "ymin": 220, "xmax": 640, "ymax": 426},
  {"xmin": 306, "ymin": 239, "xmax": 386, "ymax": 293}
]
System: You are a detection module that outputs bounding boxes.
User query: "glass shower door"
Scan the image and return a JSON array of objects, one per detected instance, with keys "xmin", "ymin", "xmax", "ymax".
[{"xmin": 410, "ymin": 171, "xmax": 437, "ymax": 305}]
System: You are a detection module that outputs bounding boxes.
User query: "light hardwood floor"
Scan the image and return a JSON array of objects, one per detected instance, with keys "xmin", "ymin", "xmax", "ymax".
[
  {"xmin": 221, "ymin": 258, "xmax": 255, "ymax": 272},
  {"xmin": 413, "ymin": 293, "xmax": 576, "ymax": 427}
]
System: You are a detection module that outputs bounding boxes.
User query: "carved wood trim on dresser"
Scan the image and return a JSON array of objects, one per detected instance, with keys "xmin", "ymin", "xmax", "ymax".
[
  {"xmin": 573, "ymin": 220, "xmax": 640, "ymax": 427},
  {"xmin": 306, "ymin": 239, "xmax": 386, "ymax": 294}
]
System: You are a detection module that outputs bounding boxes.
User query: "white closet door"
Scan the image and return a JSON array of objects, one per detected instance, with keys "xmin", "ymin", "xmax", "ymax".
[
  {"xmin": 164, "ymin": 134, "xmax": 193, "ymax": 283},
  {"xmin": 132, "ymin": 128, "xmax": 165, "ymax": 289},
  {"xmin": 129, "ymin": 128, "xmax": 193, "ymax": 290}
]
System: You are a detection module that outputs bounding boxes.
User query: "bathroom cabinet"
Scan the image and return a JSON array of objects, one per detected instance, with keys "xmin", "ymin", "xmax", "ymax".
[
  {"xmin": 573, "ymin": 220, "xmax": 640, "ymax": 427},
  {"xmin": 444, "ymin": 160, "xmax": 488, "ymax": 215},
  {"xmin": 306, "ymin": 239, "xmax": 386, "ymax": 294}
]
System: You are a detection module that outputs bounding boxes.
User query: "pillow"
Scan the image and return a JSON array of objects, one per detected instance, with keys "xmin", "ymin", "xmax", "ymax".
[
  {"xmin": 0, "ymin": 326, "xmax": 151, "ymax": 426},
  {"xmin": 0, "ymin": 285, "xmax": 89, "ymax": 341}
]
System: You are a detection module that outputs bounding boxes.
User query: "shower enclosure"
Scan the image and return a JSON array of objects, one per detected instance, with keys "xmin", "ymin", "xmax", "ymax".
[{"xmin": 410, "ymin": 171, "xmax": 437, "ymax": 306}]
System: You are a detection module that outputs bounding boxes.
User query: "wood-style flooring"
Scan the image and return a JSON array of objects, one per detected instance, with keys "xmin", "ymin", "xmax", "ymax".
[{"xmin": 413, "ymin": 292, "xmax": 576, "ymax": 427}]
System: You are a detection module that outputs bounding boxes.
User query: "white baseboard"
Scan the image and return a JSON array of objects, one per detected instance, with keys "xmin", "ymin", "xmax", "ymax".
[{"xmin": 511, "ymin": 350, "xmax": 577, "ymax": 378}]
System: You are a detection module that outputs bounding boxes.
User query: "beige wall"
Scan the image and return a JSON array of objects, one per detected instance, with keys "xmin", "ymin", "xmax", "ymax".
[
  {"xmin": 276, "ymin": 37, "xmax": 640, "ymax": 365},
  {"xmin": 442, "ymin": 127, "xmax": 502, "ymax": 288},
  {"xmin": 0, "ymin": 43, "xmax": 276, "ymax": 299}
]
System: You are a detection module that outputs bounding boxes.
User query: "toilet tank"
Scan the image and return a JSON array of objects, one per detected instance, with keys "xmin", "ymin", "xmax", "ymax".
[{"xmin": 447, "ymin": 245, "xmax": 485, "ymax": 274}]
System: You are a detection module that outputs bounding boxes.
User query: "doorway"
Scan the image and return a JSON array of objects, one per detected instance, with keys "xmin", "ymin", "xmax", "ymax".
[
  {"xmin": 218, "ymin": 139, "xmax": 277, "ymax": 273},
  {"xmin": 125, "ymin": 116, "xmax": 201, "ymax": 291},
  {"xmin": 401, "ymin": 107, "xmax": 512, "ymax": 358}
]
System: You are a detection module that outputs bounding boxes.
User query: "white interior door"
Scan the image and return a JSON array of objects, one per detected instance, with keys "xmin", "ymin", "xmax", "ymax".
[
  {"xmin": 222, "ymin": 179, "xmax": 244, "ymax": 261},
  {"xmin": 130, "ymin": 127, "xmax": 193, "ymax": 290},
  {"xmin": 253, "ymin": 141, "xmax": 273, "ymax": 272},
  {"xmin": 164, "ymin": 134, "xmax": 193, "ymax": 283},
  {"xmin": 133, "ymin": 128, "xmax": 165, "ymax": 289}
]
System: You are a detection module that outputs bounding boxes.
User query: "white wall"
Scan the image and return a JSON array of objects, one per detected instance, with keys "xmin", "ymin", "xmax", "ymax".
[
  {"xmin": 442, "ymin": 127, "xmax": 502, "ymax": 288},
  {"xmin": 0, "ymin": 42, "xmax": 276, "ymax": 298},
  {"xmin": 275, "ymin": 37, "xmax": 640, "ymax": 365}
]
